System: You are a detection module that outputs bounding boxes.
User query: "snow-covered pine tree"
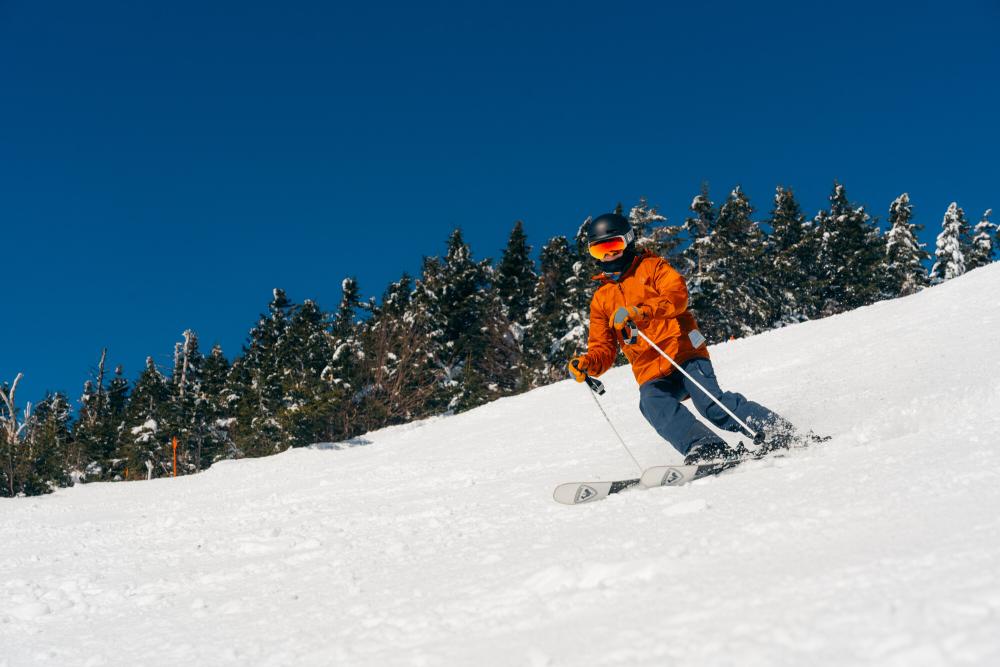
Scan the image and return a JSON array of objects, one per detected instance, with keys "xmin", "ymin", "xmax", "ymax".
[
  {"xmin": 930, "ymin": 202, "xmax": 969, "ymax": 284},
  {"xmin": 23, "ymin": 392, "xmax": 72, "ymax": 495},
  {"xmin": 72, "ymin": 349, "xmax": 115, "ymax": 481},
  {"xmin": 523, "ymin": 236, "xmax": 578, "ymax": 385},
  {"xmin": 882, "ymin": 193, "xmax": 930, "ymax": 297},
  {"xmin": 482, "ymin": 224, "xmax": 535, "ymax": 395},
  {"xmin": 573, "ymin": 215, "xmax": 591, "ymax": 257},
  {"xmin": 104, "ymin": 365, "xmax": 129, "ymax": 478},
  {"xmin": 408, "ymin": 256, "xmax": 451, "ymax": 412},
  {"xmin": 691, "ymin": 186, "xmax": 771, "ymax": 340},
  {"xmin": 628, "ymin": 197, "xmax": 660, "ymax": 242},
  {"xmin": 121, "ymin": 357, "xmax": 171, "ymax": 480},
  {"xmin": 167, "ymin": 330, "xmax": 212, "ymax": 473},
  {"xmin": 682, "ymin": 184, "xmax": 717, "ymax": 277},
  {"xmin": 408, "ymin": 230, "xmax": 496, "ymax": 412},
  {"xmin": 815, "ymin": 182, "xmax": 884, "ymax": 314},
  {"xmin": 630, "ymin": 197, "xmax": 684, "ymax": 262},
  {"xmin": 227, "ymin": 289, "xmax": 292, "ymax": 457},
  {"xmin": 996, "ymin": 211, "xmax": 1000, "ymax": 258},
  {"xmin": 478, "ymin": 260, "xmax": 527, "ymax": 397},
  {"xmin": 318, "ymin": 283, "xmax": 364, "ymax": 441},
  {"xmin": 966, "ymin": 209, "xmax": 996, "ymax": 270},
  {"xmin": 494, "ymin": 221, "xmax": 536, "ymax": 325},
  {"xmin": 566, "ymin": 220, "xmax": 599, "ymax": 359},
  {"xmin": 200, "ymin": 344, "xmax": 235, "ymax": 463},
  {"xmin": 108, "ymin": 365, "xmax": 129, "ymax": 415},
  {"xmin": 766, "ymin": 186, "xmax": 823, "ymax": 325}
]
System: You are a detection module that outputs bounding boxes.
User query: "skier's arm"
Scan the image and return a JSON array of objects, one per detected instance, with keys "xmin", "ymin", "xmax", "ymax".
[
  {"xmin": 636, "ymin": 259, "xmax": 689, "ymax": 320},
  {"xmin": 584, "ymin": 298, "xmax": 619, "ymax": 376}
]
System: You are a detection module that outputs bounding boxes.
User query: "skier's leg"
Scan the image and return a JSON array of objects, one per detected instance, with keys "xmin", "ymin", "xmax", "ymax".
[
  {"xmin": 639, "ymin": 376, "xmax": 725, "ymax": 457},
  {"xmin": 680, "ymin": 358, "xmax": 793, "ymax": 438}
]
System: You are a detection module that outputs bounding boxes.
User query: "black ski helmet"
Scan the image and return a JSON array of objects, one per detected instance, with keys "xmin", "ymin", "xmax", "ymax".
[
  {"xmin": 587, "ymin": 212, "xmax": 637, "ymax": 272},
  {"xmin": 587, "ymin": 212, "xmax": 635, "ymax": 245}
]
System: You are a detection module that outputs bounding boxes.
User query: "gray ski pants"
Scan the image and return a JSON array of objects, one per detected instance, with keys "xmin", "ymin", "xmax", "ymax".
[{"xmin": 638, "ymin": 358, "xmax": 783, "ymax": 456}]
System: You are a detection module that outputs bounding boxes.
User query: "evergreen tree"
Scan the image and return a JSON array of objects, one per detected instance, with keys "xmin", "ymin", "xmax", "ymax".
[
  {"xmin": 409, "ymin": 229, "xmax": 494, "ymax": 412},
  {"xmin": 574, "ymin": 216, "xmax": 592, "ymax": 257},
  {"xmin": 409, "ymin": 256, "xmax": 451, "ymax": 412},
  {"xmin": 73, "ymin": 379, "xmax": 105, "ymax": 478},
  {"xmin": 71, "ymin": 350, "xmax": 119, "ymax": 480},
  {"xmin": 967, "ymin": 209, "xmax": 996, "ymax": 270},
  {"xmin": 332, "ymin": 279, "xmax": 361, "ymax": 340},
  {"xmin": 108, "ymin": 365, "xmax": 129, "ymax": 417},
  {"xmin": 494, "ymin": 221, "xmax": 536, "ymax": 325},
  {"xmin": 993, "ymin": 210, "xmax": 1000, "ymax": 254},
  {"xmin": 200, "ymin": 344, "xmax": 235, "ymax": 462},
  {"xmin": 882, "ymin": 193, "xmax": 930, "ymax": 297},
  {"xmin": 122, "ymin": 357, "xmax": 171, "ymax": 479},
  {"xmin": 167, "ymin": 330, "xmax": 213, "ymax": 473},
  {"xmin": 302, "ymin": 289, "xmax": 354, "ymax": 443},
  {"xmin": 381, "ymin": 273, "xmax": 413, "ymax": 318},
  {"xmin": 630, "ymin": 197, "xmax": 683, "ymax": 262},
  {"xmin": 104, "ymin": 365, "xmax": 129, "ymax": 479},
  {"xmin": 23, "ymin": 392, "xmax": 72, "ymax": 494},
  {"xmin": 228, "ymin": 289, "xmax": 293, "ymax": 456},
  {"xmin": 930, "ymin": 202, "xmax": 969, "ymax": 283},
  {"xmin": 691, "ymin": 186, "xmax": 771, "ymax": 340},
  {"xmin": 682, "ymin": 184, "xmax": 717, "ymax": 277},
  {"xmin": 523, "ymin": 236, "xmax": 576, "ymax": 384},
  {"xmin": 815, "ymin": 182, "xmax": 884, "ymax": 314},
  {"xmin": 567, "ymin": 220, "xmax": 600, "ymax": 359},
  {"xmin": 478, "ymin": 262, "xmax": 528, "ymax": 397},
  {"xmin": 627, "ymin": 197, "xmax": 661, "ymax": 245},
  {"xmin": 766, "ymin": 186, "xmax": 822, "ymax": 324}
]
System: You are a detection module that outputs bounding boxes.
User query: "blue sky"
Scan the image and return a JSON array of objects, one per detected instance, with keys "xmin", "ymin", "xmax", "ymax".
[{"xmin": 1, "ymin": 0, "xmax": 998, "ymax": 406}]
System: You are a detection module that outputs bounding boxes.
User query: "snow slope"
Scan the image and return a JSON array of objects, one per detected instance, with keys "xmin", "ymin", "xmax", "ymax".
[{"xmin": 3, "ymin": 264, "xmax": 1000, "ymax": 667}]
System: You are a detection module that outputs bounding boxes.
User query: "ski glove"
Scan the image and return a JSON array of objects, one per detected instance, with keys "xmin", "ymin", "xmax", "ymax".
[
  {"xmin": 568, "ymin": 356, "xmax": 590, "ymax": 383},
  {"xmin": 609, "ymin": 305, "xmax": 649, "ymax": 333}
]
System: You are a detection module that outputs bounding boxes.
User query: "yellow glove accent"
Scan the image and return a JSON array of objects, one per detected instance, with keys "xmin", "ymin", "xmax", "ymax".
[{"xmin": 568, "ymin": 356, "xmax": 589, "ymax": 382}]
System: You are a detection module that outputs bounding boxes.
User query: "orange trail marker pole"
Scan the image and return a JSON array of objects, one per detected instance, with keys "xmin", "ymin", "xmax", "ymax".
[{"xmin": 172, "ymin": 436, "xmax": 178, "ymax": 477}]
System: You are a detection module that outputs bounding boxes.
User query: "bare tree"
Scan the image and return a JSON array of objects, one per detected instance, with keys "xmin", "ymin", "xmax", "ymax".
[
  {"xmin": 357, "ymin": 316, "xmax": 440, "ymax": 433},
  {"xmin": 0, "ymin": 373, "xmax": 32, "ymax": 497}
]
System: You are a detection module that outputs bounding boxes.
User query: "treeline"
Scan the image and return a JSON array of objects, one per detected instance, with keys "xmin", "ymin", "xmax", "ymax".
[{"xmin": 2, "ymin": 182, "xmax": 997, "ymax": 497}]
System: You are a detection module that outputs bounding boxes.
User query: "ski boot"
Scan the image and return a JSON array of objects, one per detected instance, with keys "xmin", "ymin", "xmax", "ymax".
[
  {"xmin": 683, "ymin": 438, "xmax": 742, "ymax": 466},
  {"xmin": 759, "ymin": 419, "xmax": 831, "ymax": 453}
]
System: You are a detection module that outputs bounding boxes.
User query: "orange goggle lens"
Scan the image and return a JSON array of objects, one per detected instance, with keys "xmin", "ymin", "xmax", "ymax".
[{"xmin": 588, "ymin": 236, "xmax": 627, "ymax": 259}]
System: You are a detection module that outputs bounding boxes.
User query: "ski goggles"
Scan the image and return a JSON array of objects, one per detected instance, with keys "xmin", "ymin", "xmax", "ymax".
[{"xmin": 588, "ymin": 231, "xmax": 634, "ymax": 260}]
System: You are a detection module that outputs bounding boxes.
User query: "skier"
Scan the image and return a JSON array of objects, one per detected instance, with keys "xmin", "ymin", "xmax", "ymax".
[{"xmin": 568, "ymin": 212, "xmax": 802, "ymax": 465}]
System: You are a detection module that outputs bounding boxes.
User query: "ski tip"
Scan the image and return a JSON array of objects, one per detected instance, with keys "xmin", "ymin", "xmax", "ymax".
[
  {"xmin": 553, "ymin": 482, "xmax": 602, "ymax": 505},
  {"xmin": 553, "ymin": 479, "xmax": 641, "ymax": 505}
]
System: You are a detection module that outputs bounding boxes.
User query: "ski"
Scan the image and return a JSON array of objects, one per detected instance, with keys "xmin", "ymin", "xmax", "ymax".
[
  {"xmin": 553, "ymin": 462, "xmax": 730, "ymax": 505},
  {"xmin": 553, "ymin": 435, "xmax": 831, "ymax": 505}
]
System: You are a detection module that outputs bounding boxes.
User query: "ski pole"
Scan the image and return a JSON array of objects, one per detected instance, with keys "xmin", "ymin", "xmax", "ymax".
[
  {"xmin": 572, "ymin": 361, "xmax": 644, "ymax": 474},
  {"xmin": 624, "ymin": 322, "xmax": 762, "ymax": 443}
]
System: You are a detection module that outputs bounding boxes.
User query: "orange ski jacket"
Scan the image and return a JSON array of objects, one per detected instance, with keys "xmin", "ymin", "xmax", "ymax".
[{"xmin": 584, "ymin": 250, "xmax": 710, "ymax": 385}]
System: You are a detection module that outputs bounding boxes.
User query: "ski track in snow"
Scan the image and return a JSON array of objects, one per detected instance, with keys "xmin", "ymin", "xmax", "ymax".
[{"xmin": 3, "ymin": 264, "xmax": 1000, "ymax": 666}]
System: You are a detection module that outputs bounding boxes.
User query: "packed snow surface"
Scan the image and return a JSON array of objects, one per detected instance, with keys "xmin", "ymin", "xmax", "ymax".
[{"xmin": 4, "ymin": 265, "xmax": 1000, "ymax": 666}]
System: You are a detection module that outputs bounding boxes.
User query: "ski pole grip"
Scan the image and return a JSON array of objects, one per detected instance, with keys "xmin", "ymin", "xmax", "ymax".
[
  {"xmin": 622, "ymin": 320, "xmax": 638, "ymax": 346},
  {"xmin": 573, "ymin": 359, "xmax": 605, "ymax": 395},
  {"xmin": 584, "ymin": 374, "xmax": 606, "ymax": 395}
]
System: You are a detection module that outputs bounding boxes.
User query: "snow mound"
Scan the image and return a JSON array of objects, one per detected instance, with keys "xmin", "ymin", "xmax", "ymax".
[{"xmin": 3, "ymin": 264, "xmax": 1000, "ymax": 666}]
